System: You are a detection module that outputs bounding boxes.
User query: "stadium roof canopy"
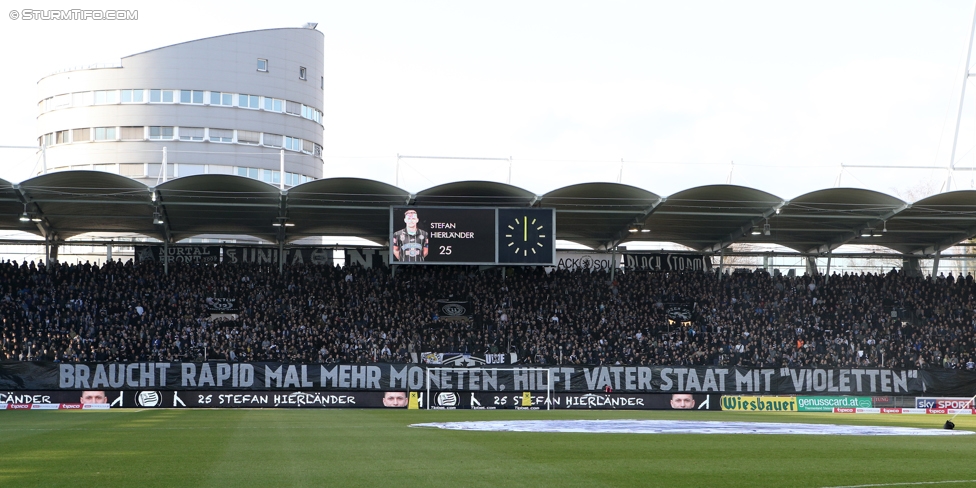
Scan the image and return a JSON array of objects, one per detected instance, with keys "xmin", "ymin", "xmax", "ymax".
[{"xmin": 2, "ymin": 171, "xmax": 975, "ymax": 256}]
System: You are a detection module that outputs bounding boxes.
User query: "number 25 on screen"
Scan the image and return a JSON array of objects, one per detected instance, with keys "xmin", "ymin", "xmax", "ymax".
[{"xmin": 439, "ymin": 245, "xmax": 452, "ymax": 255}]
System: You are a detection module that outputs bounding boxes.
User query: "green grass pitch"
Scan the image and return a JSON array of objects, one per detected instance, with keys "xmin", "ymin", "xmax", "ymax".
[{"xmin": 1, "ymin": 409, "xmax": 974, "ymax": 487}]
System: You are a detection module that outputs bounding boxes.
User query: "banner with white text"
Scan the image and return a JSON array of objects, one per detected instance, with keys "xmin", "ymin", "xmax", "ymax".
[
  {"xmin": 2, "ymin": 362, "xmax": 975, "ymax": 396},
  {"xmin": 623, "ymin": 253, "xmax": 712, "ymax": 271}
]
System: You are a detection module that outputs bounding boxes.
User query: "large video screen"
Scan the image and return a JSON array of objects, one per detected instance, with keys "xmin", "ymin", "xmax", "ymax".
[
  {"xmin": 390, "ymin": 207, "xmax": 496, "ymax": 264},
  {"xmin": 390, "ymin": 207, "xmax": 556, "ymax": 265}
]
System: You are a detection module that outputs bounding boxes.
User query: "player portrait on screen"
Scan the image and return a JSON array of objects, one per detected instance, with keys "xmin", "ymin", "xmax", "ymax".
[{"xmin": 392, "ymin": 210, "xmax": 428, "ymax": 262}]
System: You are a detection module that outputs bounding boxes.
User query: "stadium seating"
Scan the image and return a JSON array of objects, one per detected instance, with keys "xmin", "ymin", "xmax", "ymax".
[{"xmin": 0, "ymin": 259, "xmax": 973, "ymax": 370}]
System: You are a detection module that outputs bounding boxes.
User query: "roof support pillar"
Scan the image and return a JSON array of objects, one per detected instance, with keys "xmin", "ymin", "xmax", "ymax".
[
  {"xmin": 46, "ymin": 241, "xmax": 59, "ymax": 264},
  {"xmin": 279, "ymin": 240, "xmax": 285, "ymax": 275},
  {"xmin": 276, "ymin": 188, "xmax": 289, "ymax": 274},
  {"xmin": 718, "ymin": 248, "xmax": 725, "ymax": 279},
  {"xmin": 163, "ymin": 240, "xmax": 168, "ymax": 276},
  {"xmin": 902, "ymin": 257, "xmax": 923, "ymax": 278},
  {"xmin": 610, "ymin": 246, "xmax": 617, "ymax": 282},
  {"xmin": 806, "ymin": 256, "xmax": 820, "ymax": 277},
  {"xmin": 932, "ymin": 250, "xmax": 941, "ymax": 278}
]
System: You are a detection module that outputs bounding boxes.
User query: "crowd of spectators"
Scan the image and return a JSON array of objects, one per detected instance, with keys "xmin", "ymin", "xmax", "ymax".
[{"xmin": 0, "ymin": 258, "xmax": 974, "ymax": 370}]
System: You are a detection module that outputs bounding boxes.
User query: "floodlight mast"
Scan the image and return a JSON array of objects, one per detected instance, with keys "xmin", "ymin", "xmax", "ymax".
[{"xmin": 946, "ymin": 1, "xmax": 976, "ymax": 192}]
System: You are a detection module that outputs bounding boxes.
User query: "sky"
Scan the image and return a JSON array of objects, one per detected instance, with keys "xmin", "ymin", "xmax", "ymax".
[{"xmin": 2, "ymin": 0, "xmax": 976, "ymax": 202}]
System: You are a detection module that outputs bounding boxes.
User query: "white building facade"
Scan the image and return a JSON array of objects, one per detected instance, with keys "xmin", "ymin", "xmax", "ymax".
[{"xmin": 35, "ymin": 26, "xmax": 324, "ymax": 187}]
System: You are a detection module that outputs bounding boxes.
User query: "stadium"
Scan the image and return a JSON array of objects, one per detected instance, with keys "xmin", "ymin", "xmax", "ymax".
[{"xmin": 5, "ymin": 5, "xmax": 976, "ymax": 488}]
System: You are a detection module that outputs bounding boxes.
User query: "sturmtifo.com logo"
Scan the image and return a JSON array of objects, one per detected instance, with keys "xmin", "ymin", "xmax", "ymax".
[{"xmin": 10, "ymin": 9, "xmax": 138, "ymax": 20}]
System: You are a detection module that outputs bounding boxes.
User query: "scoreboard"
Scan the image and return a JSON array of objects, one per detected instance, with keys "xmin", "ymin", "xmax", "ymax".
[{"xmin": 390, "ymin": 207, "xmax": 555, "ymax": 265}]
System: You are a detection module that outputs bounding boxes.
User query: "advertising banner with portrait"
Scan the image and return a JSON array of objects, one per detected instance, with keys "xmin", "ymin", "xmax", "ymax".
[
  {"xmin": 426, "ymin": 392, "xmax": 720, "ymax": 410},
  {"xmin": 1, "ymin": 390, "xmax": 719, "ymax": 410},
  {"xmin": 0, "ymin": 390, "xmax": 408, "ymax": 409}
]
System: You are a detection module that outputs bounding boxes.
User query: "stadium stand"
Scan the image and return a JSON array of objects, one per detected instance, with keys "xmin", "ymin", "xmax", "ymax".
[{"xmin": 1, "ymin": 259, "xmax": 974, "ymax": 371}]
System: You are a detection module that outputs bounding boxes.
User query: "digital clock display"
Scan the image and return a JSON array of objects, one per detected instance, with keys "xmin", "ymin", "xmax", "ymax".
[{"xmin": 497, "ymin": 208, "xmax": 555, "ymax": 264}]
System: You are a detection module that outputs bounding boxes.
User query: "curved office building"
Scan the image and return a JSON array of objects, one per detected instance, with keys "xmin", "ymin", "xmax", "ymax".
[{"xmin": 36, "ymin": 26, "xmax": 324, "ymax": 187}]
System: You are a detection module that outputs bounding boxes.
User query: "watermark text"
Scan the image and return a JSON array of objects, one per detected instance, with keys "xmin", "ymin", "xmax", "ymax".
[{"xmin": 10, "ymin": 9, "xmax": 138, "ymax": 21}]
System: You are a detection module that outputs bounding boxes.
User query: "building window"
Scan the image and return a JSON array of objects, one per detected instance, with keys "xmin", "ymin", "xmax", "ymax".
[
  {"xmin": 285, "ymin": 101, "xmax": 301, "ymax": 115},
  {"xmin": 210, "ymin": 92, "xmax": 234, "ymax": 106},
  {"xmin": 52, "ymin": 94, "xmax": 70, "ymax": 109},
  {"xmin": 263, "ymin": 133, "xmax": 282, "ymax": 148},
  {"xmin": 263, "ymin": 97, "xmax": 283, "ymax": 112},
  {"xmin": 236, "ymin": 167, "xmax": 248, "ymax": 177},
  {"xmin": 93, "ymin": 90, "xmax": 118, "ymax": 104},
  {"xmin": 150, "ymin": 89, "xmax": 175, "ymax": 103},
  {"xmin": 72, "ymin": 127, "xmax": 90, "ymax": 142},
  {"xmin": 120, "ymin": 126, "xmax": 145, "ymax": 140},
  {"xmin": 238, "ymin": 94, "xmax": 259, "ymax": 109},
  {"xmin": 149, "ymin": 126, "xmax": 174, "ymax": 140},
  {"xmin": 178, "ymin": 127, "xmax": 204, "ymax": 141},
  {"xmin": 237, "ymin": 130, "xmax": 260, "ymax": 145},
  {"xmin": 272, "ymin": 171, "xmax": 280, "ymax": 184},
  {"xmin": 147, "ymin": 163, "xmax": 174, "ymax": 179},
  {"xmin": 321, "ymin": 76, "xmax": 324, "ymax": 89},
  {"xmin": 301, "ymin": 105, "xmax": 322, "ymax": 124},
  {"xmin": 178, "ymin": 164, "xmax": 206, "ymax": 177},
  {"xmin": 209, "ymin": 128, "xmax": 233, "ymax": 143},
  {"xmin": 72, "ymin": 92, "xmax": 92, "ymax": 107},
  {"xmin": 299, "ymin": 66, "xmax": 307, "ymax": 80},
  {"xmin": 119, "ymin": 163, "xmax": 145, "ymax": 177},
  {"xmin": 257, "ymin": 59, "xmax": 268, "ymax": 72},
  {"xmin": 248, "ymin": 167, "xmax": 258, "ymax": 179},
  {"xmin": 121, "ymin": 89, "xmax": 144, "ymax": 103},
  {"xmin": 56, "ymin": 130, "xmax": 69, "ymax": 144},
  {"xmin": 313, "ymin": 143, "xmax": 323, "ymax": 158},
  {"xmin": 93, "ymin": 127, "xmax": 117, "ymax": 141},
  {"xmin": 302, "ymin": 139, "xmax": 314, "ymax": 154},
  {"xmin": 180, "ymin": 90, "xmax": 204, "ymax": 104},
  {"xmin": 284, "ymin": 136, "xmax": 301, "ymax": 151}
]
